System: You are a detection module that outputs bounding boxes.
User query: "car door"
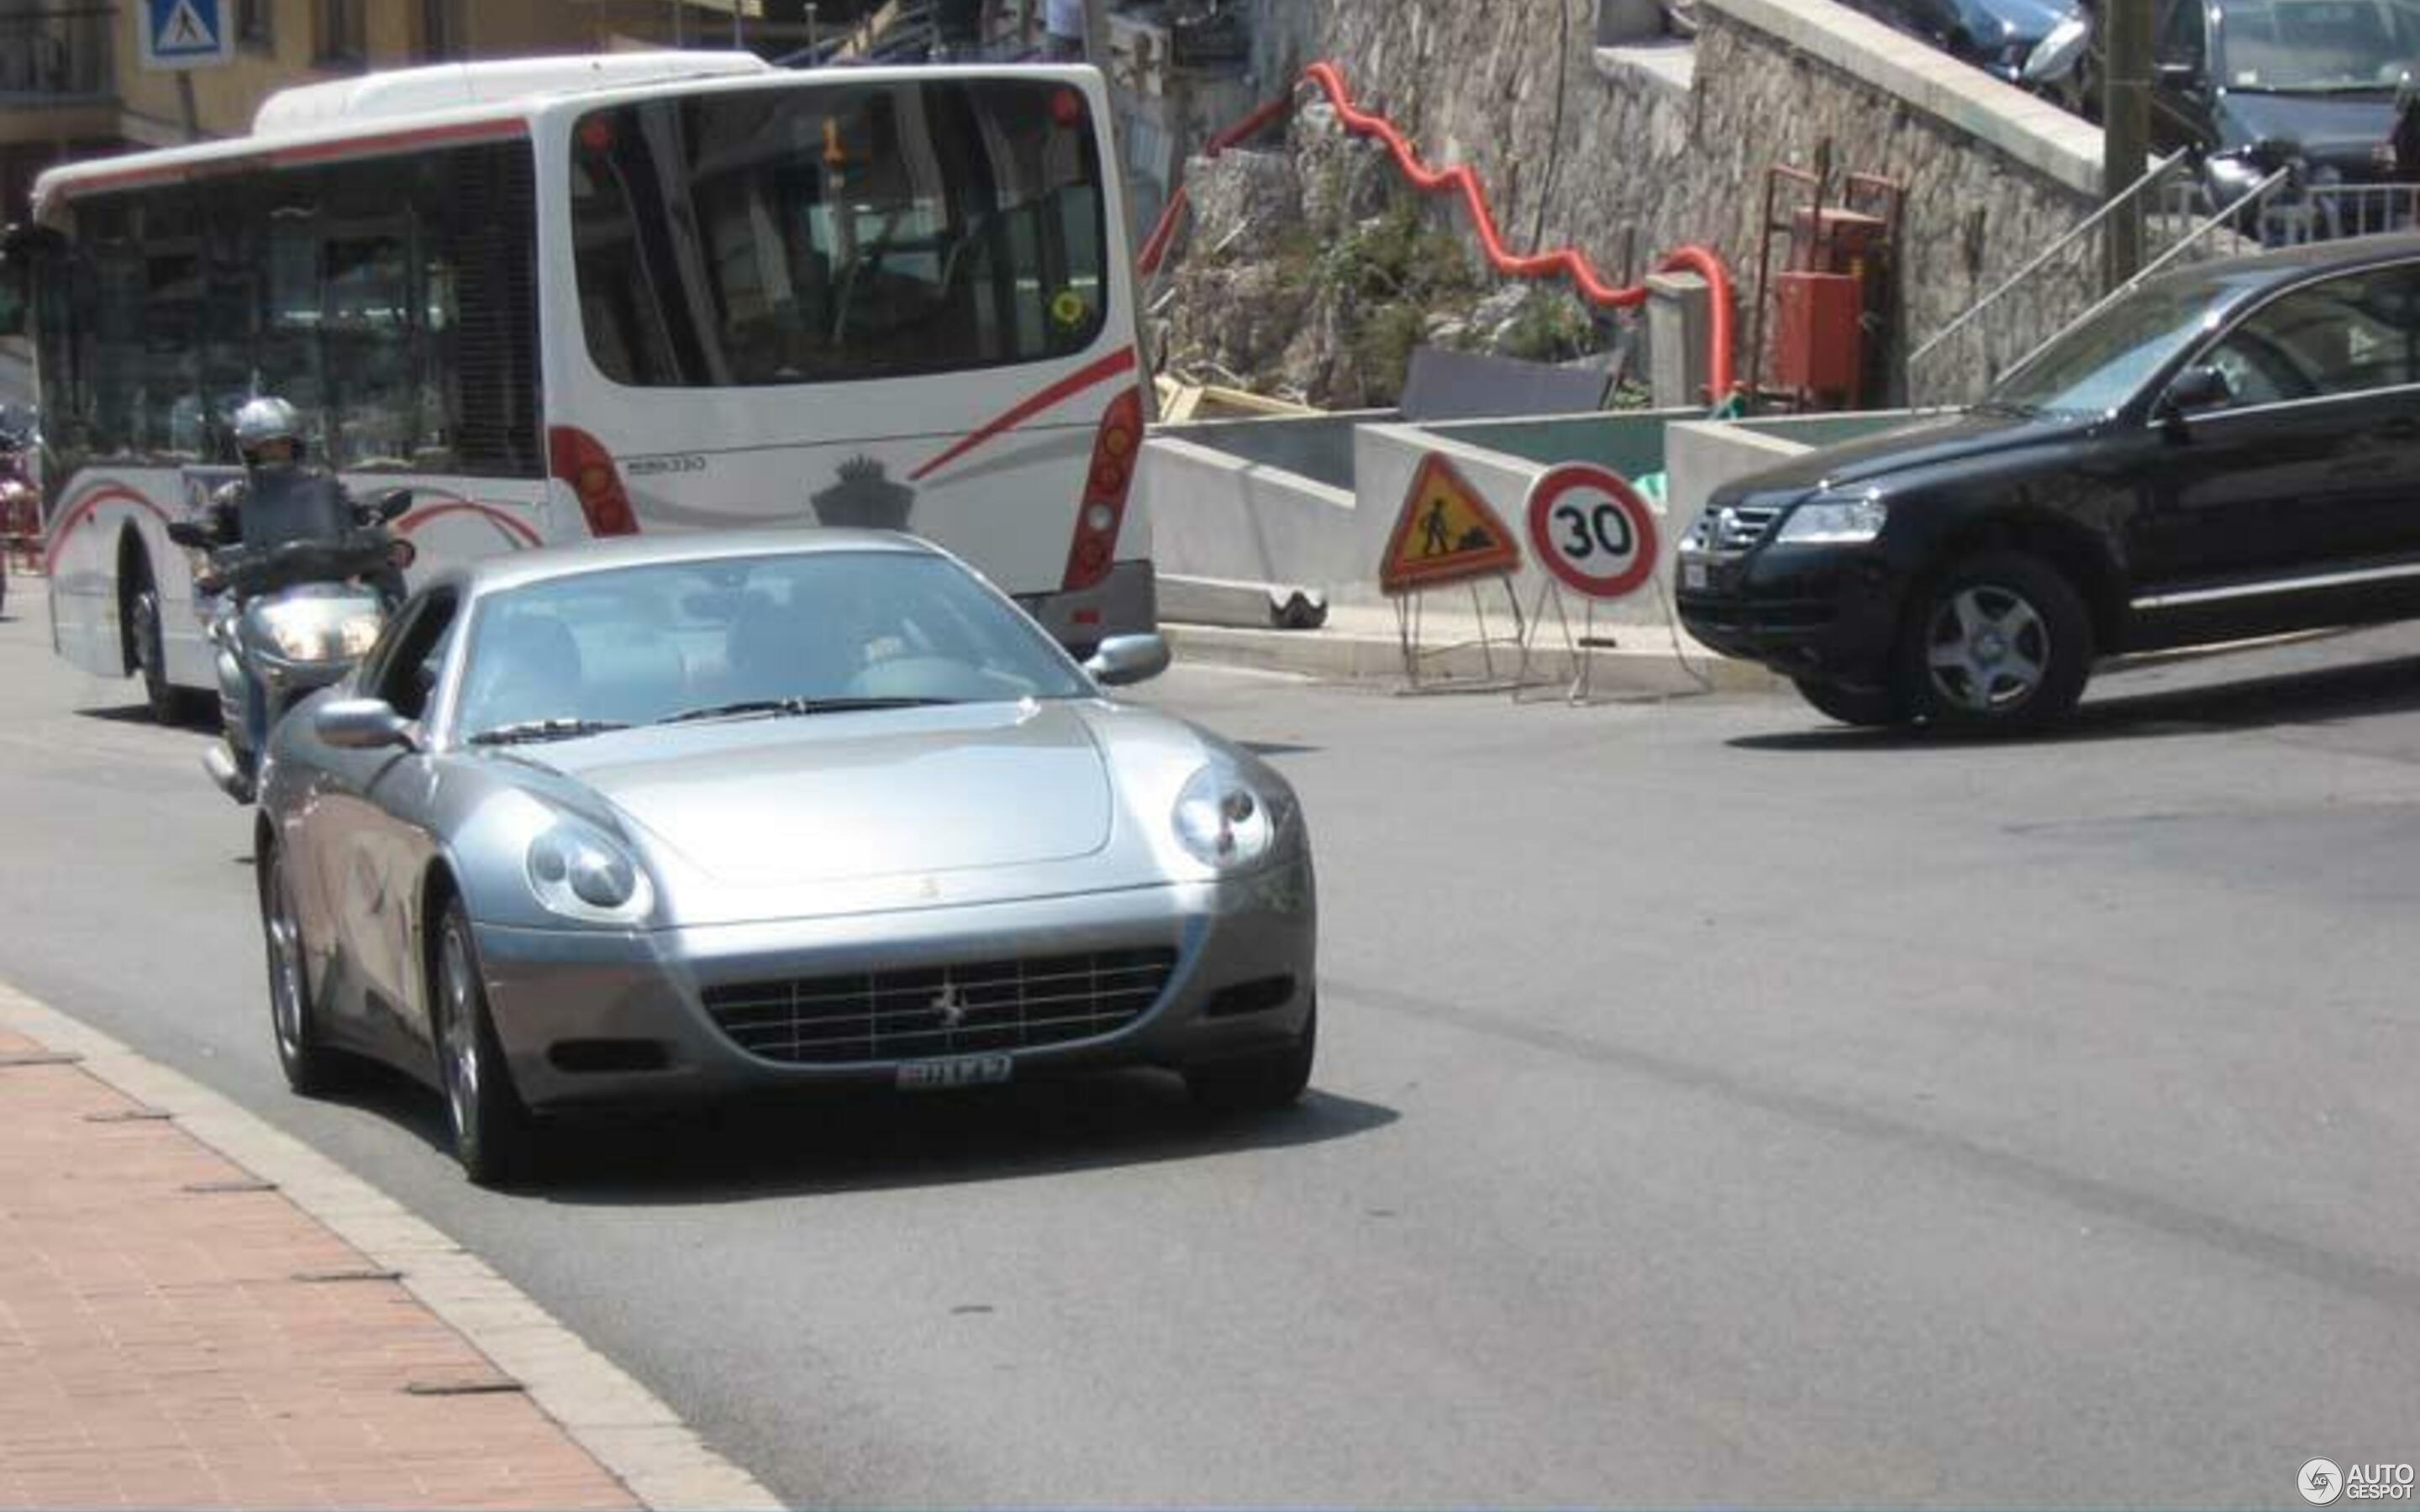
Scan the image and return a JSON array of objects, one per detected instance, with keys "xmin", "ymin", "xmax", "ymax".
[
  {"xmin": 2129, "ymin": 263, "xmax": 2420, "ymax": 594},
  {"xmin": 304, "ymin": 587, "xmax": 460, "ymax": 1058}
]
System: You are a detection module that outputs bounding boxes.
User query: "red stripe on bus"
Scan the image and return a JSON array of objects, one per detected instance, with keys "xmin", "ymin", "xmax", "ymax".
[
  {"xmin": 396, "ymin": 499, "xmax": 544, "ymax": 549},
  {"xmin": 52, "ymin": 117, "xmax": 527, "ymax": 201},
  {"xmin": 908, "ymin": 346, "xmax": 1139, "ymax": 483},
  {"xmin": 42, "ymin": 484, "xmax": 172, "ymax": 575},
  {"xmin": 268, "ymin": 117, "xmax": 529, "ymax": 166}
]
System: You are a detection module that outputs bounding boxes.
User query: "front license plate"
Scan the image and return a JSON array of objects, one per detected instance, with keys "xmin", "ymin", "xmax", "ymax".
[
  {"xmin": 897, "ymin": 1053, "xmax": 1013, "ymax": 1092},
  {"xmin": 1681, "ymin": 559, "xmax": 1709, "ymax": 591}
]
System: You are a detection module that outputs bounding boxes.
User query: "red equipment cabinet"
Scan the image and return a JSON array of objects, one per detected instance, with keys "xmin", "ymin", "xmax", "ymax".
[{"xmin": 1775, "ymin": 271, "xmax": 1863, "ymax": 401}]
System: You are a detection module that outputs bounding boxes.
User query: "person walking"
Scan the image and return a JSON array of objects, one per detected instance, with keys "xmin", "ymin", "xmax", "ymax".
[{"xmin": 1043, "ymin": 0, "xmax": 1086, "ymax": 60}]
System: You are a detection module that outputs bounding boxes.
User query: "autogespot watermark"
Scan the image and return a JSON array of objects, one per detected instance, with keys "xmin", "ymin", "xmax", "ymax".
[{"xmin": 2302, "ymin": 1458, "xmax": 2417, "ymax": 1504}]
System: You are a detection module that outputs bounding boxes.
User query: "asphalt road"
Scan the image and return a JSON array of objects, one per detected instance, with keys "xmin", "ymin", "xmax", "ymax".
[{"xmin": 2, "ymin": 575, "xmax": 2416, "ymax": 1507}]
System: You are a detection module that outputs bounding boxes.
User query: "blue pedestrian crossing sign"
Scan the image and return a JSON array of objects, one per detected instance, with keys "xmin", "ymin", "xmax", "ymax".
[{"xmin": 139, "ymin": 0, "xmax": 234, "ymax": 71}]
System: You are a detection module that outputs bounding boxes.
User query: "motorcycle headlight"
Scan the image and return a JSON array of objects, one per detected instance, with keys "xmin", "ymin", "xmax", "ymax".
[
  {"xmin": 1174, "ymin": 764, "xmax": 1286, "ymax": 872},
  {"xmin": 257, "ymin": 599, "xmax": 385, "ymax": 663},
  {"xmin": 526, "ymin": 820, "xmax": 655, "ymax": 924},
  {"xmin": 1776, "ymin": 491, "xmax": 1888, "ymax": 545}
]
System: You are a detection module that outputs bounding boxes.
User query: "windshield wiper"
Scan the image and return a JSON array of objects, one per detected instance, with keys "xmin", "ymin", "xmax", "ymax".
[
  {"xmin": 1966, "ymin": 397, "xmax": 2040, "ymax": 417},
  {"xmin": 655, "ymin": 696, "xmax": 955, "ymax": 726},
  {"xmin": 467, "ymin": 717, "xmax": 632, "ymax": 747}
]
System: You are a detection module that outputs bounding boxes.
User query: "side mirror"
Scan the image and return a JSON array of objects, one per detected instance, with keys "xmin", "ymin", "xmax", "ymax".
[
  {"xmin": 166, "ymin": 521, "xmax": 211, "ymax": 549},
  {"xmin": 1082, "ymin": 633, "xmax": 1171, "ymax": 686},
  {"xmin": 371, "ymin": 487, "xmax": 413, "ymax": 522},
  {"xmin": 2159, "ymin": 364, "xmax": 2233, "ymax": 422},
  {"xmin": 314, "ymin": 697, "xmax": 416, "ymax": 751}
]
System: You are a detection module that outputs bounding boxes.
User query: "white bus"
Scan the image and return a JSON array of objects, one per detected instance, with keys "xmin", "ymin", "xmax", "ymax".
[{"xmin": 8, "ymin": 51, "xmax": 1151, "ymax": 718}]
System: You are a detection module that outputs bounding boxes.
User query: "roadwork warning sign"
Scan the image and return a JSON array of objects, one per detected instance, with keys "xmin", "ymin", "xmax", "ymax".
[{"xmin": 1380, "ymin": 453, "xmax": 1521, "ymax": 595}]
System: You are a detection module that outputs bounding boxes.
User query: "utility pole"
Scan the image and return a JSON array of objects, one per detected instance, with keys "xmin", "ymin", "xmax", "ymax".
[{"xmin": 2101, "ymin": 0, "xmax": 2153, "ymax": 291}]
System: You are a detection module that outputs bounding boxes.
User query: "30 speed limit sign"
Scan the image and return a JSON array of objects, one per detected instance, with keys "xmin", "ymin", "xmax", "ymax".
[{"xmin": 1524, "ymin": 463, "xmax": 1660, "ymax": 600}]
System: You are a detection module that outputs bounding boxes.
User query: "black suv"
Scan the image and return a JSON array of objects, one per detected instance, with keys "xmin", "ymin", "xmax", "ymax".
[{"xmin": 1678, "ymin": 234, "xmax": 2420, "ymax": 729}]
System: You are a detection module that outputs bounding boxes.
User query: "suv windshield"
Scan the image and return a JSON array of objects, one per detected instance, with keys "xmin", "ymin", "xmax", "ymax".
[
  {"xmin": 2214, "ymin": 0, "xmax": 2420, "ymax": 91},
  {"xmin": 1985, "ymin": 268, "xmax": 2266, "ymax": 414},
  {"xmin": 455, "ymin": 550, "xmax": 1089, "ymax": 742},
  {"xmin": 571, "ymin": 77, "xmax": 1107, "ymax": 387}
]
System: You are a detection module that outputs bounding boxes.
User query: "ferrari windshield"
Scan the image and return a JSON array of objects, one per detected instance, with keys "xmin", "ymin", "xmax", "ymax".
[{"xmin": 456, "ymin": 549, "xmax": 1088, "ymax": 741}]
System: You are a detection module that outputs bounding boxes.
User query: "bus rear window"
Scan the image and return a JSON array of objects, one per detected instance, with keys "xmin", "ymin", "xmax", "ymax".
[{"xmin": 570, "ymin": 78, "xmax": 1108, "ymax": 388}]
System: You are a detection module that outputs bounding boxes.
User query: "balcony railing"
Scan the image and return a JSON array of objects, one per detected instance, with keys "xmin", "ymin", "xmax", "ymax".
[{"xmin": 0, "ymin": 5, "xmax": 113, "ymax": 102}]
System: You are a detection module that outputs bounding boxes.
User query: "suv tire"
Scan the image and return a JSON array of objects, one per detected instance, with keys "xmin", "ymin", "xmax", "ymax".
[{"xmin": 1896, "ymin": 550, "xmax": 2093, "ymax": 732}]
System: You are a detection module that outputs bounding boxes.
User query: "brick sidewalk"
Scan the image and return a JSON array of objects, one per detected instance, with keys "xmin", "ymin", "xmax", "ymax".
[{"xmin": 0, "ymin": 1026, "xmax": 639, "ymax": 1511}]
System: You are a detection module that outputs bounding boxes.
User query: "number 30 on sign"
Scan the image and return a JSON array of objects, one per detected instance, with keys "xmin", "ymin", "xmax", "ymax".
[{"xmin": 1524, "ymin": 463, "xmax": 1660, "ymax": 601}]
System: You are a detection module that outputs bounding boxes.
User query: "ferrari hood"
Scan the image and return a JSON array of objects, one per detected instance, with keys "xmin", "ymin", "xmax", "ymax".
[{"xmin": 508, "ymin": 700, "xmax": 1114, "ymax": 889}]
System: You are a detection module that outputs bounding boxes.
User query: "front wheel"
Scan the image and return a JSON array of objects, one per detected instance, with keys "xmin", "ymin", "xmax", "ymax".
[
  {"xmin": 131, "ymin": 576, "xmax": 180, "ymax": 725},
  {"xmin": 261, "ymin": 843, "xmax": 345, "ymax": 1095},
  {"xmin": 1896, "ymin": 551, "xmax": 2092, "ymax": 732},
  {"xmin": 434, "ymin": 900, "xmax": 537, "ymax": 1188},
  {"xmin": 1186, "ymin": 1000, "xmax": 1317, "ymax": 1113}
]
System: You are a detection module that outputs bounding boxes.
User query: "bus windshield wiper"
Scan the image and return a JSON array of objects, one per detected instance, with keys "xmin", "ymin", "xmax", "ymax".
[
  {"xmin": 656, "ymin": 696, "xmax": 955, "ymax": 726},
  {"xmin": 467, "ymin": 717, "xmax": 631, "ymax": 747}
]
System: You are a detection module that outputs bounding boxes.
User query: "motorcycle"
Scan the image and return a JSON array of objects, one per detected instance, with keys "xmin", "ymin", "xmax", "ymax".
[{"xmin": 168, "ymin": 490, "xmax": 414, "ymax": 805}]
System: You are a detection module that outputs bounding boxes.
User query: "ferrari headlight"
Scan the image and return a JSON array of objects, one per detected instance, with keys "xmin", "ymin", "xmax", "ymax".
[
  {"xmin": 526, "ymin": 821, "xmax": 654, "ymax": 924},
  {"xmin": 1777, "ymin": 491, "xmax": 1888, "ymax": 544},
  {"xmin": 1174, "ymin": 764, "xmax": 1281, "ymax": 871}
]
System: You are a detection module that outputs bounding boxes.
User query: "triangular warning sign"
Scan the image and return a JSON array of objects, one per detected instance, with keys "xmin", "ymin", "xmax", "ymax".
[
  {"xmin": 163, "ymin": 0, "xmax": 215, "ymax": 48},
  {"xmin": 1379, "ymin": 453, "xmax": 1522, "ymax": 595}
]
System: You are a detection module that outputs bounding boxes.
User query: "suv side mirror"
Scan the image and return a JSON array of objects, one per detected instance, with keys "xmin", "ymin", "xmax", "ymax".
[
  {"xmin": 314, "ymin": 697, "xmax": 416, "ymax": 751},
  {"xmin": 1082, "ymin": 633, "xmax": 1171, "ymax": 686},
  {"xmin": 2160, "ymin": 364, "xmax": 2233, "ymax": 421},
  {"xmin": 2155, "ymin": 58, "xmax": 2200, "ymax": 87},
  {"xmin": 166, "ymin": 520, "xmax": 212, "ymax": 549}
]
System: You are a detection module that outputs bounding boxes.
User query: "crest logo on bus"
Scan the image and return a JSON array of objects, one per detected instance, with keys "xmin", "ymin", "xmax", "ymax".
[{"xmin": 811, "ymin": 456, "xmax": 915, "ymax": 533}]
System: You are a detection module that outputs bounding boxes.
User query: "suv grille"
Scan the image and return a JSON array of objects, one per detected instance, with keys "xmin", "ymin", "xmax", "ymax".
[
  {"xmin": 702, "ymin": 948, "xmax": 1180, "ymax": 1065},
  {"xmin": 1708, "ymin": 504, "xmax": 1781, "ymax": 552}
]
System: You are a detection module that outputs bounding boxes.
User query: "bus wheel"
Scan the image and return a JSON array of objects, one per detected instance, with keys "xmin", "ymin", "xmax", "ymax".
[{"xmin": 124, "ymin": 559, "xmax": 195, "ymax": 725}]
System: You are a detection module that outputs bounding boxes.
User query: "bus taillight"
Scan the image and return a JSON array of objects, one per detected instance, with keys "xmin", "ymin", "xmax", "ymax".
[
  {"xmin": 547, "ymin": 426, "xmax": 640, "ymax": 538},
  {"xmin": 1062, "ymin": 387, "xmax": 1142, "ymax": 592}
]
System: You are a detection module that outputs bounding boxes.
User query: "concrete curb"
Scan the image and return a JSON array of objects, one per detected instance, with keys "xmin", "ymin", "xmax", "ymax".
[
  {"xmin": 1164, "ymin": 621, "xmax": 1786, "ymax": 695},
  {"xmin": 0, "ymin": 979, "xmax": 785, "ymax": 1512}
]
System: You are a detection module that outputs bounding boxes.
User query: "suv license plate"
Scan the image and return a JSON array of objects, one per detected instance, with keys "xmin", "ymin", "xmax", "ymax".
[{"xmin": 897, "ymin": 1053, "xmax": 1013, "ymax": 1091}]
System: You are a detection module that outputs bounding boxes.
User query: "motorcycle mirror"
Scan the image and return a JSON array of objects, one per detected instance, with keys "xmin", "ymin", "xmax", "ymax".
[
  {"xmin": 373, "ymin": 488, "xmax": 413, "ymax": 522},
  {"xmin": 166, "ymin": 521, "xmax": 211, "ymax": 549}
]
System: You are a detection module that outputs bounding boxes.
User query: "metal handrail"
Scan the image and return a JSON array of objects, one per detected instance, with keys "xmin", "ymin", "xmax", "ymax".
[
  {"xmin": 1907, "ymin": 147, "xmax": 2190, "ymax": 369},
  {"xmin": 1992, "ymin": 165, "xmax": 2291, "ymax": 384}
]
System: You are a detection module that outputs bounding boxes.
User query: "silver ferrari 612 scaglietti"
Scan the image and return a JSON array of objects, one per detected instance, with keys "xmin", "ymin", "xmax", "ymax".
[{"xmin": 255, "ymin": 531, "xmax": 1317, "ymax": 1184}]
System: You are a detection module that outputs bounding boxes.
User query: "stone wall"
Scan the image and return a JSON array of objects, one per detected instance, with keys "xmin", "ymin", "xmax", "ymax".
[{"xmin": 1230, "ymin": 0, "xmax": 2116, "ymax": 399}]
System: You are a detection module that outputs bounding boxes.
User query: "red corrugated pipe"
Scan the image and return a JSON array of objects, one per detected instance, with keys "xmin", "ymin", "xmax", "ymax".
[{"xmin": 1138, "ymin": 60, "xmax": 1737, "ymax": 401}]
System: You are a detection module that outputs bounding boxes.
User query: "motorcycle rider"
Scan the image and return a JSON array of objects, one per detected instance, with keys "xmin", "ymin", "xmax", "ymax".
[{"xmin": 201, "ymin": 397, "xmax": 406, "ymax": 774}]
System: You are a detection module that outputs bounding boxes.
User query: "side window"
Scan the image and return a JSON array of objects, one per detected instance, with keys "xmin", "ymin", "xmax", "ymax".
[
  {"xmin": 2202, "ymin": 268, "xmax": 2420, "ymax": 406},
  {"xmin": 365, "ymin": 590, "xmax": 458, "ymax": 720}
]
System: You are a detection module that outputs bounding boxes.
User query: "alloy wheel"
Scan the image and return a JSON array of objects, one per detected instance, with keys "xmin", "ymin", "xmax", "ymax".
[
  {"xmin": 439, "ymin": 919, "xmax": 482, "ymax": 1147},
  {"xmin": 1923, "ymin": 583, "xmax": 2051, "ymax": 715}
]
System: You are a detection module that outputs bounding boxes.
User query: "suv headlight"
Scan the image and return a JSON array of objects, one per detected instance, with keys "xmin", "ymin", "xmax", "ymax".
[
  {"xmin": 527, "ymin": 820, "xmax": 655, "ymax": 924},
  {"xmin": 1174, "ymin": 764, "xmax": 1289, "ymax": 872},
  {"xmin": 257, "ymin": 598, "xmax": 384, "ymax": 662},
  {"xmin": 1777, "ymin": 491, "xmax": 1888, "ymax": 544}
]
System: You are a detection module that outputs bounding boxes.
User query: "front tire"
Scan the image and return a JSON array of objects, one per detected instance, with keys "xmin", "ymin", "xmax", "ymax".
[
  {"xmin": 261, "ymin": 843, "xmax": 345, "ymax": 1096},
  {"xmin": 434, "ymin": 900, "xmax": 536, "ymax": 1188},
  {"xmin": 1186, "ymin": 1000, "xmax": 1317, "ymax": 1113},
  {"xmin": 1792, "ymin": 677, "xmax": 1906, "ymax": 727},
  {"xmin": 1896, "ymin": 550, "xmax": 2092, "ymax": 732},
  {"xmin": 130, "ymin": 573, "xmax": 179, "ymax": 725}
]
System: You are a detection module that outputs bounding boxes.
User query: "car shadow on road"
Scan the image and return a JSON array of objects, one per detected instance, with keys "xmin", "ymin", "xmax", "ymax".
[
  {"xmin": 1726, "ymin": 654, "xmax": 2420, "ymax": 753},
  {"xmin": 322, "ymin": 1061, "xmax": 1398, "ymax": 1205},
  {"xmin": 76, "ymin": 701, "xmax": 218, "ymax": 732}
]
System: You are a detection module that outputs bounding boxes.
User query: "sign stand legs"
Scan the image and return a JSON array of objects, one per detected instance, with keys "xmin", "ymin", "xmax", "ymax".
[
  {"xmin": 1513, "ymin": 580, "xmax": 1621, "ymax": 706},
  {"xmin": 1393, "ymin": 575, "xmax": 1525, "ymax": 695}
]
